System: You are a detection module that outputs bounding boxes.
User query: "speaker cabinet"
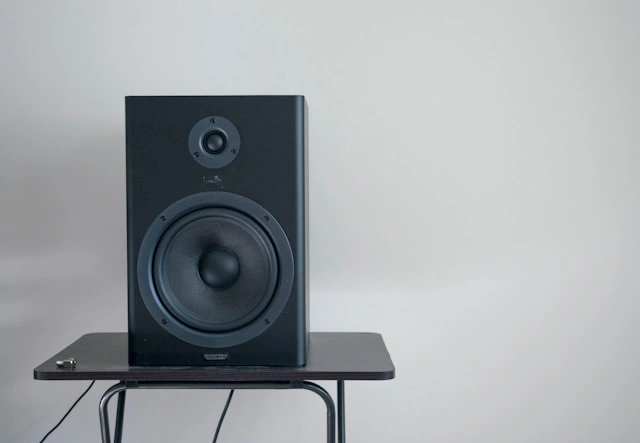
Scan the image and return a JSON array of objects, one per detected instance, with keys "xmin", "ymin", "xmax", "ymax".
[{"xmin": 126, "ymin": 96, "xmax": 308, "ymax": 366}]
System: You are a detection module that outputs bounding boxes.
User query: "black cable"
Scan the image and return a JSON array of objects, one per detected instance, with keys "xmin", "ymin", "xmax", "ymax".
[
  {"xmin": 212, "ymin": 389, "xmax": 235, "ymax": 443},
  {"xmin": 39, "ymin": 380, "xmax": 96, "ymax": 443}
]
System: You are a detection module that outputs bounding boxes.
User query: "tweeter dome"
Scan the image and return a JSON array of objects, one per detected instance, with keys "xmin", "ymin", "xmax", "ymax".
[{"xmin": 126, "ymin": 96, "xmax": 308, "ymax": 366}]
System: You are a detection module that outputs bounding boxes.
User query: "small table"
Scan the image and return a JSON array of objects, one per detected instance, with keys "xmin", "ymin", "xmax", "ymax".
[{"xmin": 34, "ymin": 332, "xmax": 395, "ymax": 443}]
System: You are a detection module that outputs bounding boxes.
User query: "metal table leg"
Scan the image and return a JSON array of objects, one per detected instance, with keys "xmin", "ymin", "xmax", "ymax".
[
  {"xmin": 99, "ymin": 382, "xmax": 127, "ymax": 443},
  {"xmin": 113, "ymin": 388, "xmax": 126, "ymax": 443},
  {"xmin": 337, "ymin": 380, "xmax": 345, "ymax": 443},
  {"xmin": 98, "ymin": 381, "xmax": 337, "ymax": 443},
  {"xmin": 296, "ymin": 381, "xmax": 336, "ymax": 443}
]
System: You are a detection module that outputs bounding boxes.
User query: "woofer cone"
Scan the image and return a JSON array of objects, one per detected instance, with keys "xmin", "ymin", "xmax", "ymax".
[
  {"xmin": 136, "ymin": 191, "xmax": 295, "ymax": 349},
  {"xmin": 152, "ymin": 208, "xmax": 278, "ymax": 332}
]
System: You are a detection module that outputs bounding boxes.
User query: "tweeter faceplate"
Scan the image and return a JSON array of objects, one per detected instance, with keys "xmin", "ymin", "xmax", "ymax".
[{"xmin": 188, "ymin": 116, "xmax": 241, "ymax": 168}]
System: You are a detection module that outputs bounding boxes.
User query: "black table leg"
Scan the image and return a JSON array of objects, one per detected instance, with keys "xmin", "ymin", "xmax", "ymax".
[
  {"xmin": 114, "ymin": 386, "xmax": 126, "ymax": 443},
  {"xmin": 98, "ymin": 381, "xmax": 336, "ymax": 443},
  {"xmin": 99, "ymin": 382, "xmax": 127, "ymax": 443},
  {"xmin": 296, "ymin": 381, "xmax": 336, "ymax": 443},
  {"xmin": 337, "ymin": 380, "xmax": 345, "ymax": 443}
]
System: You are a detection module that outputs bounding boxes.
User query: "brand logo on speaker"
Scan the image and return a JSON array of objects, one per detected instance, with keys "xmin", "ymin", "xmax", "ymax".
[{"xmin": 203, "ymin": 353, "xmax": 229, "ymax": 361}]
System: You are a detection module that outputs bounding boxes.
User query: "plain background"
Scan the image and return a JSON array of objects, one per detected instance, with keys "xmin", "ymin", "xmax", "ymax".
[{"xmin": 1, "ymin": 1, "xmax": 639, "ymax": 442}]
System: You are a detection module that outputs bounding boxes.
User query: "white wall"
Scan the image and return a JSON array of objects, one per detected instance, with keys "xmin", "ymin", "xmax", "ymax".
[{"xmin": 1, "ymin": 1, "xmax": 639, "ymax": 442}]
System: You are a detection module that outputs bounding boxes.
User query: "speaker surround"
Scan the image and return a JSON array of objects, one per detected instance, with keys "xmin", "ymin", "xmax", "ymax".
[{"xmin": 127, "ymin": 96, "xmax": 308, "ymax": 366}]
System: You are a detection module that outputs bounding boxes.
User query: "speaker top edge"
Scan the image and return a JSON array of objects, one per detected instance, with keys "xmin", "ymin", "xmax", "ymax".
[{"xmin": 124, "ymin": 95, "xmax": 306, "ymax": 100}]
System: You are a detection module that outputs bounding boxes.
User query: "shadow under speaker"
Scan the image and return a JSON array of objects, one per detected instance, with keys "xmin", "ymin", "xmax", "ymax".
[{"xmin": 126, "ymin": 96, "xmax": 309, "ymax": 366}]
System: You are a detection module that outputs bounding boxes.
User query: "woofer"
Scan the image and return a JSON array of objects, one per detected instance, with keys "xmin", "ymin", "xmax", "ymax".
[
  {"xmin": 136, "ymin": 191, "xmax": 294, "ymax": 349},
  {"xmin": 153, "ymin": 208, "xmax": 278, "ymax": 332}
]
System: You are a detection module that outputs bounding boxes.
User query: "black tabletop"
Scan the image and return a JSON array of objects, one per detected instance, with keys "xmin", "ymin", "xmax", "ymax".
[{"xmin": 33, "ymin": 332, "xmax": 395, "ymax": 382}]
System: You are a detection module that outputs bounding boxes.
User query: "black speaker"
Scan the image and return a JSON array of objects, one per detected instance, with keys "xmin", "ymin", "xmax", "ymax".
[{"xmin": 126, "ymin": 96, "xmax": 308, "ymax": 366}]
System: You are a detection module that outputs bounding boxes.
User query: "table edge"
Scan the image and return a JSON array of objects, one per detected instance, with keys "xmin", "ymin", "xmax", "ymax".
[{"xmin": 33, "ymin": 331, "xmax": 396, "ymax": 382}]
